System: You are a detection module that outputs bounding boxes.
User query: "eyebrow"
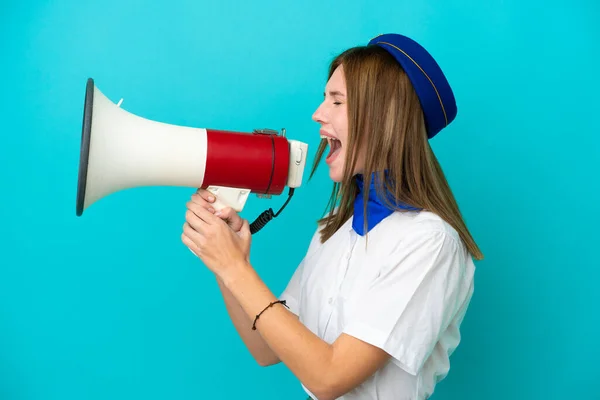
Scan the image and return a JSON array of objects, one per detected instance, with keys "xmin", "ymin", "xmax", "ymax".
[{"xmin": 324, "ymin": 90, "xmax": 346, "ymax": 97}]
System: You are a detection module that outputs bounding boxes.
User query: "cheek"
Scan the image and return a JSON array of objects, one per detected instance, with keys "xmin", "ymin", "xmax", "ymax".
[{"xmin": 333, "ymin": 110, "xmax": 348, "ymax": 142}]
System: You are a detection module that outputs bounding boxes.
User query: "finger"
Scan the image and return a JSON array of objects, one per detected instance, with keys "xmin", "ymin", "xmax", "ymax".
[
  {"xmin": 239, "ymin": 218, "xmax": 252, "ymax": 240},
  {"xmin": 181, "ymin": 231, "xmax": 202, "ymax": 257},
  {"xmin": 189, "ymin": 194, "xmax": 216, "ymax": 213},
  {"xmin": 182, "ymin": 222, "xmax": 205, "ymax": 247},
  {"xmin": 185, "ymin": 209, "xmax": 208, "ymax": 233},
  {"xmin": 186, "ymin": 201, "xmax": 217, "ymax": 225},
  {"xmin": 215, "ymin": 207, "xmax": 244, "ymax": 231},
  {"xmin": 238, "ymin": 219, "xmax": 252, "ymax": 257},
  {"xmin": 194, "ymin": 188, "xmax": 216, "ymax": 204}
]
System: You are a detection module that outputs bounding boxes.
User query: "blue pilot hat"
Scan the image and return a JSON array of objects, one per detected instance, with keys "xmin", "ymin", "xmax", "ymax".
[{"xmin": 368, "ymin": 33, "xmax": 457, "ymax": 139}]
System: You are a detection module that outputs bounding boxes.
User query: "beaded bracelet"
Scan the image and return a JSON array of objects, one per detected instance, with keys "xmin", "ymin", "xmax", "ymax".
[{"xmin": 252, "ymin": 300, "xmax": 289, "ymax": 330}]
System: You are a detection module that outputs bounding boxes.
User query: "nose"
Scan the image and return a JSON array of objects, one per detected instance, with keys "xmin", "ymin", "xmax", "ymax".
[{"xmin": 312, "ymin": 101, "xmax": 326, "ymax": 124}]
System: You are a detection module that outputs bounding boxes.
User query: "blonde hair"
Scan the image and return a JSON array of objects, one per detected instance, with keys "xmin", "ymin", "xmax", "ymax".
[{"xmin": 309, "ymin": 45, "xmax": 483, "ymax": 260}]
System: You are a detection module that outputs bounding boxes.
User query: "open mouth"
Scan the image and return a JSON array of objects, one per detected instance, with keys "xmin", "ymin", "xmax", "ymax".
[{"xmin": 321, "ymin": 135, "xmax": 342, "ymax": 161}]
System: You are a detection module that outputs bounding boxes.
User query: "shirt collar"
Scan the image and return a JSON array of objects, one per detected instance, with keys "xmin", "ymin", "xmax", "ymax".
[{"xmin": 352, "ymin": 172, "xmax": 420, "ymax": 235}]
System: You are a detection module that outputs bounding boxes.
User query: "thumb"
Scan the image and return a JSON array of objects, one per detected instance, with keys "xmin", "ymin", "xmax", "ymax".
[
  {"xmin": 238, "ymin": 220, "xmax": 252, "ymax": 261},
  {"xmin": 217, "ymin": 207, "xmax": 243, "ymax": 231},
  {"xmin": 239, "ymin": 219, "xmax": 252, "ymax": 241}
]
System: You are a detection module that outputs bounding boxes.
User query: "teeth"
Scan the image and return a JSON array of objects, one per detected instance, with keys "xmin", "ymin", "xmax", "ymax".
[{"xmin": 321, "ymin": 135, "xmax": 338, "ymax": 142}]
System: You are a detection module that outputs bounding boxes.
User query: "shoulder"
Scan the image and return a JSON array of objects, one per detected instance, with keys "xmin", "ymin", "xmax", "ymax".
[
  {"xmin": 374, "ymin": 209, "xmax": 461, "ymax": 242},
  {"xmin": 368, "ymin": 210, "xmax": 470, "ymax": 267},
  {"xmin": 387, "ymin": 210, "xmax": 460, "ymax": 240}
]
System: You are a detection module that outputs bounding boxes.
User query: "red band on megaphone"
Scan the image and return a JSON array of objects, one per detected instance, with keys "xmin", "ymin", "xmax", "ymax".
[{"xmin": 203, "ymin": 130, "xmax": 290, "ymax": 195}]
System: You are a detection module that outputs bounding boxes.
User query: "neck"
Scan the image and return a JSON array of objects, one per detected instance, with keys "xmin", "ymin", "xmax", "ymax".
[{"xmin": 352, "ymin": 171, "xmax": 420, "ymax": 235}]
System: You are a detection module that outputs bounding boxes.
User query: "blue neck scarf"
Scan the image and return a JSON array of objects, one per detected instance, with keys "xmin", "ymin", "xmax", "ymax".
[{"xmin": 352, "ymin": 172, "xmax": 420, "ymax": 235}]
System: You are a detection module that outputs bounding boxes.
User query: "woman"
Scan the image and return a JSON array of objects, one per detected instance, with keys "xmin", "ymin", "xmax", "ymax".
[{"xmin": 181, "ymin": 33, "xmax": 483, "ymax": 400}]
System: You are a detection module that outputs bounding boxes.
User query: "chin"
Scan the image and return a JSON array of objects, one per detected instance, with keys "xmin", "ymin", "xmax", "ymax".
[{"xmin": 328, "ymin": 168, "xmax": 343, "ymax": 183}]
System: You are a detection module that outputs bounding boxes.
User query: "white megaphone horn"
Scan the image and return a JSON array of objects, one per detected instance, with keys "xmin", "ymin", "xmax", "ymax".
[{"xmin": 76, "ymin": 78, "xmax": 309, "ymax": 234}]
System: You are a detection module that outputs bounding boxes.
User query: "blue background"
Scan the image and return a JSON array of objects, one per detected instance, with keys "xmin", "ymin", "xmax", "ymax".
[{"xmin": 1, "ymin": 0, "xmax": 599, "ymax": 399}]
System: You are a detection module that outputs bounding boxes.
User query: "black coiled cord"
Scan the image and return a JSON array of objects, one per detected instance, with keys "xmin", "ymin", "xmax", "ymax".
[{"xmin": 249, "ymin": 188, "xmax": 295, "ymax": 234}]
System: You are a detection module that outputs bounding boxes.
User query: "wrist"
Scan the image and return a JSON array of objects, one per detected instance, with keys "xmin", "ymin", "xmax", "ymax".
[
  {"xmin": 220, "ymin": 259, "xmax": 254, "ymax": 289},
  {"xmin": 220, "ymin": 261, "xmax": 280, "ymax": 321}
]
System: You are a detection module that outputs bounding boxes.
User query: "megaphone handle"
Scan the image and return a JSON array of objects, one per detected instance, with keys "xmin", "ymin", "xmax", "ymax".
[
  {"xmin": 205, "ymin": 186, "xmax": 251, "ymax": 213},
  {"xmin": 204, "ymin": 185, "xmax": 293, "ymax": 233},
  {"xmin": 206, "ymin": 186, "xmax": 296, "ymax": 234}
]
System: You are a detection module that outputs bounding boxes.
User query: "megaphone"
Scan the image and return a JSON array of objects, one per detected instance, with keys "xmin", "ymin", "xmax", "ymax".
[{"xmin": 76, "ymin": 78, "xmax": 309, "ymax": 233}]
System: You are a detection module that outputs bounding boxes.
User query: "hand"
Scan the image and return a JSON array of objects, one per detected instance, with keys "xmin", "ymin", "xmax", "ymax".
[
  {"xmin": 181, "ymin": 191, "xmax": 252, "ymax": 279},
  {"xmin": 192, "ymin": 188, "xmax": 245, "ymax": 234}
]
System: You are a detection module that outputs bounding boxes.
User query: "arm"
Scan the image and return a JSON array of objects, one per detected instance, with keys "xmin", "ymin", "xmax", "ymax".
[
  {"xmin": 221, "ymin": 263, "xmax": 391, "ymax": 400},
  {"xmin": 183, "ymin": 196, "xmax": 391, "ymax": 399},
  {"xmin": 216, "ymin": 276, "xmax": 292, "ymax": 367},
  {"xmin": 185, "ymin": 196, "xmax": 470, "ymax": 399},
  {"xmin": 187, "ymin": 189, "xmax": 284, "ymax": 366}
]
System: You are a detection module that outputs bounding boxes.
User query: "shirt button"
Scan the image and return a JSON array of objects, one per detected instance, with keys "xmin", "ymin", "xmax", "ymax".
[{"xmin": 328, "ymin": 298, "xmax": 333, "ymax": 304}]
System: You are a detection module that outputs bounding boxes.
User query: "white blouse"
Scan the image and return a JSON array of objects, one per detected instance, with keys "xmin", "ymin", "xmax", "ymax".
[{"xmin": 279, "ymin": 210, "xmax": 476, "ymax": 399}]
